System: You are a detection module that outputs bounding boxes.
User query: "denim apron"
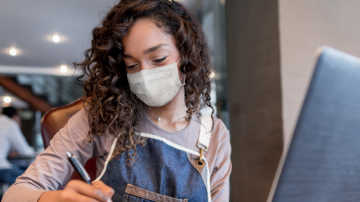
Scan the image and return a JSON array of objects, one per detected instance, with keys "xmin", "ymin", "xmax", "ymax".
[{"xmin": 95, "ymin": 115, "xmax": 213, "ymax": 202}]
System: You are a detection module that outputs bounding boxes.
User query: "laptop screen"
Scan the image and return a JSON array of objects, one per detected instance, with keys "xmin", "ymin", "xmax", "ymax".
[{"xmin": 268, "ymin": 46, "xmax": 360, "ymax": 202}]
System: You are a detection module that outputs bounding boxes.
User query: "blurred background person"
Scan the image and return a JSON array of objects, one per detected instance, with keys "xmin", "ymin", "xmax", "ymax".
[{"xmin": 0, "ymin": 107, "xmax": 34, "ymax": 185}]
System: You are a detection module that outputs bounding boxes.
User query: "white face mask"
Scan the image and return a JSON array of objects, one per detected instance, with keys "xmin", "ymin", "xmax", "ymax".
[{"xmin": 127, "ymin": 59, "xmax": 184, "ymax": 107}]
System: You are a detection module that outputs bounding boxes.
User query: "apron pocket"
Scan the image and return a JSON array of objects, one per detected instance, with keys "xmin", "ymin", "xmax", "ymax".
[{"xmin": 122, "ymin": 184, "xmax": 188, "ymax": 202}]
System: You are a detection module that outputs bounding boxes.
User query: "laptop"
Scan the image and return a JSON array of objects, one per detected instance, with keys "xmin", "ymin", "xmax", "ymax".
[{"xmin": 267, "ymin": 46, "xmax": 360, "ymax": 202}]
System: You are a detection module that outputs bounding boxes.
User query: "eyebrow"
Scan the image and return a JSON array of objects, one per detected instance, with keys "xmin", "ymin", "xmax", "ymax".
[
  {"xmin": 123, "ymin": 44, "xmax": 168, "ymax": 58},
  {"xmin": 143, "ymin": 44, "xmax": 167, "ymax": 54}
]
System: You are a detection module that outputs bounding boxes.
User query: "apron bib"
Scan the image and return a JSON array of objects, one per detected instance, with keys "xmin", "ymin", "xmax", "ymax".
[{"xmin": 95, "ymin": 115, "xmax": 213, "ymax": 202}]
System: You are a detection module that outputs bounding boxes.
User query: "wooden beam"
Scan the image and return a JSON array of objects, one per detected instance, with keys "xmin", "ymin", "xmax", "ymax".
[
  {"xmin": 226, "ymin": 0, "xmax": 283, "ymax": 201},
  {"xmin": 0, "ymin": 76, "xmax": 52, "ymax": 113}
]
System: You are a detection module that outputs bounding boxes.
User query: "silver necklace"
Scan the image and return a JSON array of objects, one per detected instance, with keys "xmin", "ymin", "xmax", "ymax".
[
  {"xmin": 149, "ymin": 106, "xmax": 188, "ymax": 122},
  {"xmin": 149, "ymin": 110, "xmax": 162, "ymax": 121},
  {"xmin": 150, "ymin": 111, "xmax": 186, "ymax": 122}
]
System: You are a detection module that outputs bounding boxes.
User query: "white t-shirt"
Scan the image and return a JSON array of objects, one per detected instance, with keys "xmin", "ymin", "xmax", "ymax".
[{"xmin": 0, "ymin": 114, "xmax": 34, "ymax": 170}]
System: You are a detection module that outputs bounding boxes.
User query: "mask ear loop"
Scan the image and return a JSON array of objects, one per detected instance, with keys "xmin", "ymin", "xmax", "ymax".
[
  {"xmin": 182, "ymin": 75, "xmax": 186, "ymax": 86},
  {"xmin": 177, "ymin": 58, "xmax": 186, "ymax": 85}
]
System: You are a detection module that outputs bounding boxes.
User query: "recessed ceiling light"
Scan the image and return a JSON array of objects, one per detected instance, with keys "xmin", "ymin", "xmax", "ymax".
[
  {"xmin": 53, "ymin": 35, "xmax": 60, "ymax": 43},
  {"xmin": 4, "ymin": 96, "xmax": 11, "ymax": 103},
  {"xmin": 209, "ymin": 71, "xmax": 215, "ymax": 79},
  {"xmin": 60, "ymin": 65, "xmax": 68, "ymax": 73},
  {"xmin": 9, "ymin": 49, "xmax": 17, "ymax": 56}
]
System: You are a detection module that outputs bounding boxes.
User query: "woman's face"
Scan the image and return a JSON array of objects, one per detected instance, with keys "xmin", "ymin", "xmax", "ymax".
[{"xmin": 122, "ymin": 19, "xmax": 182, "ymax": 75}]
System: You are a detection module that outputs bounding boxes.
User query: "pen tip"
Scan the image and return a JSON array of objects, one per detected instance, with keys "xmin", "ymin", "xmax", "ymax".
[{"xmin": 66, "ymin": 152, "xmax": 71, "ymax": 157}]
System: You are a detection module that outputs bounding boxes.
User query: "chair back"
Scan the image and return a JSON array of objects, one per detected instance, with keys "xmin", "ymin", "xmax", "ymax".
[{"xmin": 41, "ymin": 98, "xmax": 97, "ymax": 181}]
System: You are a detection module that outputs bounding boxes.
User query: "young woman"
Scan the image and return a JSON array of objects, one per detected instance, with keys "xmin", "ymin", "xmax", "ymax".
[{"xmin": 2, "ymin": 0, "xmax": 231, "ymax": 201}]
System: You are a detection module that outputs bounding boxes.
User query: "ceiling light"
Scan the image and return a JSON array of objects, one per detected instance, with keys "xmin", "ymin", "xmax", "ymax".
[
  {"xmin": 53, "ymin": 35, "xmax": 60, "ymax": 43},
  {"xmin": 9, "ymin": 49, "xmax": 17, "ymax": 56},
  {"xmin": 4, "ymin": 96, "xmax": 11, "ymax": 103},
  {"xmin": 209, "ymin": 71, "xmax": 215, "ymax": 79},
  {"xmin": 60, "ymin": 65, "xmax": 68, "ymax": 73}
]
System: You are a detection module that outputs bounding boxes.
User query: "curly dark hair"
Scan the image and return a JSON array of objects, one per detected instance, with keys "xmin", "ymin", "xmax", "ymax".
[{"xmin": 75, "ymin": 0, "xmax": 213, "ymax": 163}]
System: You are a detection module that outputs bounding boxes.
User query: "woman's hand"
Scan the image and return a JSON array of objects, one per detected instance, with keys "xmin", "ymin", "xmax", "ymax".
[
  {"xmin": 60, "ymin": 180, "xmax": 114, "ymax": 202},
  {"xmin": 38, "ymin": 180, "xmax": 114, "ymax": 202}
]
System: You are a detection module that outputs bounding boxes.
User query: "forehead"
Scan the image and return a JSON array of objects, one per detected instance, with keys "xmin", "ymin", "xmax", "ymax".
[{"xmin": 122, "ymin": 19, "xmax": 174, "ymax": 55}]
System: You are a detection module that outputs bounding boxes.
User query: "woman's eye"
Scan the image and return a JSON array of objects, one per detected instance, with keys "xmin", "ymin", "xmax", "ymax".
[
  {"xmin": 127, "ymin": 64, "xmax": 137, "ymax": 69},
  {"xmin": 153, "ymin": 56, "xmax": 167, "ymax": 63}
]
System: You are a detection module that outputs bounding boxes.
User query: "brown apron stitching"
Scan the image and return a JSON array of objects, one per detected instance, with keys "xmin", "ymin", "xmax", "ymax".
[{"xmin": 125, "ymin": 184, "xmax": 187, "ymax": 202}]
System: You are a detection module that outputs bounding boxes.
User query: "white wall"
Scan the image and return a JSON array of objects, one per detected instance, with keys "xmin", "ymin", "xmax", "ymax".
[{"xmin": 279, "ymin": 0, "xmax": 360, "ymax": 146}]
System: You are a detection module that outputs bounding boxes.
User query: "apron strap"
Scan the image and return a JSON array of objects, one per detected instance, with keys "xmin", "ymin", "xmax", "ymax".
[{"xmin": 197, "ymin": 114, "xmax": 213, "ymax": 151}]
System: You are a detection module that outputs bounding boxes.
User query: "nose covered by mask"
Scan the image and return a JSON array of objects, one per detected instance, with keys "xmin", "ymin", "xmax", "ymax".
[{"xmin": 127, "ymin": 59, "xmax": 185, "ymax": 107}]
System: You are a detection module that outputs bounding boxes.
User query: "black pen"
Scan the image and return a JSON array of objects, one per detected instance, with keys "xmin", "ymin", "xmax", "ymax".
[{"xmin": 67, "ymin": 152, "xmax": 91, "ymax": 185}]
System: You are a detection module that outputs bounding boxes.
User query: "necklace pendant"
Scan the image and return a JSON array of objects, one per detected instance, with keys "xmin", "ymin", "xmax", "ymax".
[{"xmin": 158, "ymin": 117, "xmax": 161, "ymax": 121}]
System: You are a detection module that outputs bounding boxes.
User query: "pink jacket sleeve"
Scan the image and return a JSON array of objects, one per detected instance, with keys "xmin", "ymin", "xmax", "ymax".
[
  {"xmin": 210, "ymin": 120, "xmax": 232, "ymax": 202},
  {"xmin": 1, "ymin": 109, "xmax": 108, "ymax": 202}
]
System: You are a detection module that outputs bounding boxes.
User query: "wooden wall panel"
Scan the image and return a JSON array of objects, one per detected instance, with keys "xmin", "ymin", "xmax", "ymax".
[{"xmin": 226, "ymin": 0, "xmax": 283, "ymax": 201}]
